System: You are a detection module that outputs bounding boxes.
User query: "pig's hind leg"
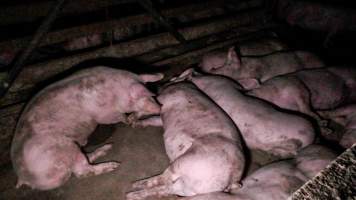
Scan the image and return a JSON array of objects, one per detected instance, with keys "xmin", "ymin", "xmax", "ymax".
[
  {"xmin": 129, "ymin": 116, "xmax": 163, "ymax": 128},
  {"xmin": 73, "ymin": 146, "xmax": 119, "ymax": 178},
  {"xmin": 127, "ymin": 185, "xmax": 172, "ymax": 200},
  {"xmin": 130, "ymin": 169, "xmax": 172, "ymax": 190},
  {"xmin": 127, "ymin": 170, "xmax": 174, "ymax": 200}
]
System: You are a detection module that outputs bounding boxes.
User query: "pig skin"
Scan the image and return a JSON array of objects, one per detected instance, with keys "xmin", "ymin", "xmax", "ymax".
[
  {"xmin": 188, "ymin": 73, "xmax": 315, "ymax": 158},
  {"xmin": 199, "ymin": 47, "xmax": 324, "ymax": 84},
  {"xmin": 246, "ymin": 66, "xmax": 356, "ymax": 131},
  {"xmin": 11, "ymin": 66, "xmax": 163, "ymax": 190},
  {"xmin": 319, "ymin": 104, "xmax": 356, "ymax": 148},
  {"xmin": 126, "ymin": 82, "xmax": 245, "ymax": 200},
  {"xmin": 180, "ymin": 144, "xmax": 337, "ymax": 200}
]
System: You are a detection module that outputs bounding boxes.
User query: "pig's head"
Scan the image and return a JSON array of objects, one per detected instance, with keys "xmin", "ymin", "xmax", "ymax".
[
  {"xmin": 128, "ymin": 73, "xmax": 164, "ymax": 119},
  {"xmin": 198, "ymin": 47, "xmax": 242, "ymax": 78}
]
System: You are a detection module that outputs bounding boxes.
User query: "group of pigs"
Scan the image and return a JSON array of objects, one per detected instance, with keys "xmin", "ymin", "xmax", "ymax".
[{"xmin": 10, "ymin": 37, "xmax": 355, "ymax": 200}]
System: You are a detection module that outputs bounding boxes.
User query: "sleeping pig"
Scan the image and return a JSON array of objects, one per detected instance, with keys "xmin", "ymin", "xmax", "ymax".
[
  {"xmin": 180, "ymin": 144, "xmax": 337, "ymax": 200},
  {"xmin": 245, "ymin": 66, "xmax": 356, "ymax": 134},
  {"xmin": 198, "ymin": 47, "xmax": 324, "ymax": 85},
  {"xmin": 185, "ymin": 71, "xmax": 315, "ymax": 158},
  {"xmin": 126, "ymin": 82, "xmax": 245, "ymax": 200},
  {"xmin": 11, "ymin": 66, "xmax": 163, "ymax": 190}
]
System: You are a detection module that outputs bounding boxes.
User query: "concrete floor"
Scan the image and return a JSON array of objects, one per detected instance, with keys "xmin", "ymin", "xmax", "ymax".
[
  {"xmin": 0, "ymin": 122, "xmax": 296, "ymax": 200},
  {"xmin": 0, "ymin": 124, "xmax": 179, "ymax": 200}
]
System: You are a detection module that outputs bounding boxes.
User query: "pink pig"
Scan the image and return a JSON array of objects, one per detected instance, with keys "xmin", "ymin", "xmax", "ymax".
[
  {"xmin": 11, "ymin": 66, "xmax": 163, "ymax": 190},
  {"xmin": 246, "ymin": 66, "xmax": 356, "ymax": 134},
  {"xmin": 180, "ymin": 144, "xmax": 337, "ymax": 200},
  {"xmin": 185, "ymin": 71, "xmax": 315, "ymax": 158},
  {"xmin": 199, "ymin": 47, "xmax": 324, "ymax": 85},
  {"xmin": 126, "ymin": 82, "xmax": 245, "ymax": 200}
]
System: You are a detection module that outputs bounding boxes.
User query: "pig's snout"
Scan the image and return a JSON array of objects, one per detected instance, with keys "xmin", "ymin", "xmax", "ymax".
[{"xmin": 135, "ymin": 97, "xmax": 161, "ymax": 118}]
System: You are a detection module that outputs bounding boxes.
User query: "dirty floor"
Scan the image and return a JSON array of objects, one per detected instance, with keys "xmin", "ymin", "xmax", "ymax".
[
  {"xmin": 0, "ymin": 121, "xmax": 295, "ymax": 200},
  {"xmin": 0, "ymin": 124, "xmax": 179, "ymax": 200}
]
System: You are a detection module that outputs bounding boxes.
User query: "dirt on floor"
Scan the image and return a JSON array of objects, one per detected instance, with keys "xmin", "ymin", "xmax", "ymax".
[
  {"xmin": 0, "ymin": 124, "xmax": 179, "ymax": 200},
  {"xmin": 0, "ymin": 121, "xmax": 320, "ymax": 200}
]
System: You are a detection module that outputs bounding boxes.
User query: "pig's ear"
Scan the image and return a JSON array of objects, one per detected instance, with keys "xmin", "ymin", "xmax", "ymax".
[
  {"xmin": 238, "ymin": 78, "xmax": 260, "ymax": 90},
  {"xmin": 139, "ymin": 73, "xmax": 164, "ymax": 83},
  {"xmin": 226, "ymin": 47, "xmax": 241, "ymax": 68},
  {"xmin": 130, "ymin": 84, "xmax": 156, "ymax": 98}
]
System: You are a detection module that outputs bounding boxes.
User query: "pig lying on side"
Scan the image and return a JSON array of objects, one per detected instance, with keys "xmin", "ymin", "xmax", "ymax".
[
  {"xmin": 199, "ymin": 47, "xmax": 324, "ymax": 85},
  {"xmin": 126, "ymin": 82, "xmax": 245, "ymax": 200},
  {"xmin": 246, "ymin": 67, "xmax": 356, "ymax": 133},
  {"xmin": 319, "ymin": 105, "xmax": 356, "ymax": 148},
  {"xmin": 180, "ymin": 144, "xmax": 337, "ymax": 200},
  {"xmin": 11, "ymin": 67, "xmax": 163, "ymax": 190},
  {"xmin": 185, "ymin": 72, "xmax": 315, "ymax": 158}
]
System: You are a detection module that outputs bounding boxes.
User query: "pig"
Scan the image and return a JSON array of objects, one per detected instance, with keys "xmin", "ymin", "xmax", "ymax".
[
  {"xmin": 318, "ymin": 105, "xmax": 356, "ymax": 148},
  {"xmin": 63, "ymin": 33, "xmax": 103, "ymax": 51},
  {"xmin": 126, "ymin": 82, "xmax": 245, "ymax": 200},
  {"xmin": 294, "ymin": 144, "xmax": 338, "ymax": 178},
  {"xmin": 183, "ymin": 71, "xmax": 315, "ymax": 158},
  {"xmin": 180, "ymin": 144, "xmax": 337, "ymax": 200},
  {"xmin": 246, "ymin": 66, "xmax": 356, "ymax": 133},
  {"xmin": 198, "ymin": 47, "xmax": 324, "ymax": 85},
  {"xmin": 184, "ymin": 173, "xmax": 303, "ymax": 200},
  {"xmin": 275, "ymin": 0, "xmax": 356, "ymax": 46},
  {"xmin": 11, "ymin": 66, "xmax": 163, "ymax": 190}
]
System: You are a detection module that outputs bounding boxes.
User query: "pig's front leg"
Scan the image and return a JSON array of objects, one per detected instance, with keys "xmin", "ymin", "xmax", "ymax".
[
  {"xmin": 86, "ymin": 143, "xmax": 113, "ymax": 163},
  {"xmin": 73, "ymin": 147, "xmax": 120, "ymax": 178},
  {"xmin": 128, "ymin": 115, "xmax": 163, "ymax": 128}
]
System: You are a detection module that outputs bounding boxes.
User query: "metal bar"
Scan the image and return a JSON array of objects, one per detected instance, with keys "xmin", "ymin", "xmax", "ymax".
[
  {"xmin": 138, "ymin": 0, "xmax": 187, "ymax": 44},
  {"xmin": 0, "ymin": 0, "xmax": 66, "ymax": 98},
  {"xmin": 0, "ymin": 0, "xmax": 137, "ymax": 26},
  {"xmin": 0, "ymin": 0, "xmax": 264, "ymax": 50},
  {"xmin": 6, "ymin": 9, "xmax": 265, "ymax": 94}
]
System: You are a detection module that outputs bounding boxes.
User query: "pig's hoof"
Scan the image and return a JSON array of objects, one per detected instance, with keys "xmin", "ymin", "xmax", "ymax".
[
  {"xmin": 126, "ymin": 190, "xmax": 146, "ymax": 200},
  {"xmin": 127, "ymin": 114, "xmax": 139, "ymax": 127},
  {"xmin": 102, "ymin": 162, "xmax": 120, "ymax": 173},
  {"xmin": 224, "ymin": 182, "xmax": 243, "ymax": 192}
]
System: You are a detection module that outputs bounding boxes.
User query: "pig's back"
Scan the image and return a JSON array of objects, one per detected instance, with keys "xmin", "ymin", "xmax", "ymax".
[{"xmin": 160, "ymin": 84, "xmax": 241, "ymax": 160}]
